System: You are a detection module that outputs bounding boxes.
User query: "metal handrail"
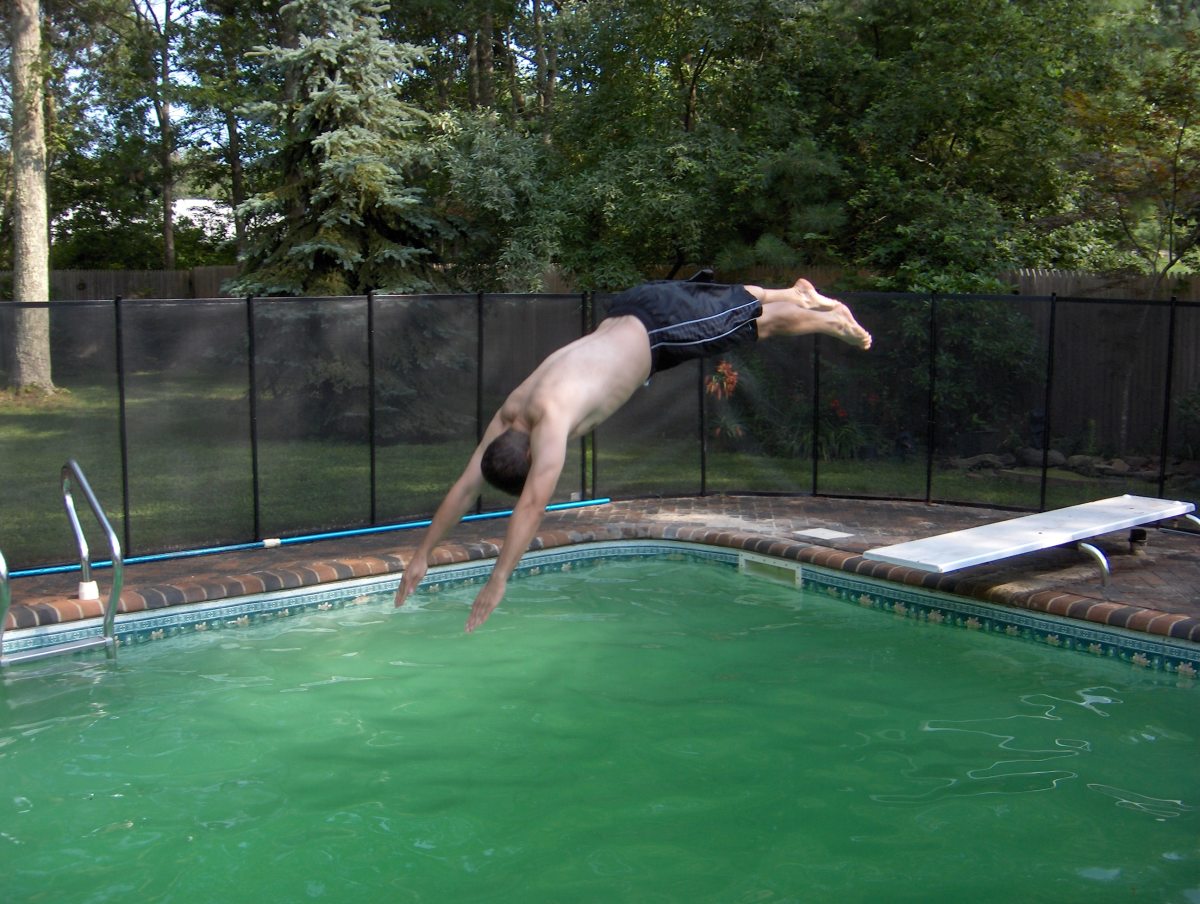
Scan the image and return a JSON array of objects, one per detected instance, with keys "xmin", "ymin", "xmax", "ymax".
[
  {"xmin": 62, "ymin": 459, "xmax": 124, "ymax": 651},
  {"xmin": 0, "ymin": 462, "xmax": 125, "ymax": 668},
  {"xmin": 0, "ymin": 550, "xmax": 10, "ymax": 665}
]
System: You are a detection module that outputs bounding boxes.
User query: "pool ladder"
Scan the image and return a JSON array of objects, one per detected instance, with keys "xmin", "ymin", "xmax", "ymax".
[{"xmin": 0, "ymin": 460, "xmax": 124, "ymax": 667}]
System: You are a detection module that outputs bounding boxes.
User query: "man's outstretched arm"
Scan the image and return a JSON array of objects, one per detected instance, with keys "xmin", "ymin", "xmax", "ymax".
[
  {"xmin": 464, "ymin": 422, "xmax": 568, "ymax": 632},
  {"xmin": 394, "ymin": 417, "xmax": 506, "ymax": 608}
]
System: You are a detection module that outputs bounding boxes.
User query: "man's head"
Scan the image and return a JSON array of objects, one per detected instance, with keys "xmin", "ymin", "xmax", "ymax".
[{"xmin": 481, "ymin": 428, "xmax": 531, "ymax": 496}]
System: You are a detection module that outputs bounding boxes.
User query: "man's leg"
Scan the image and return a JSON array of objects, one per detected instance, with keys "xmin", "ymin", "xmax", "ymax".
[
  {"xmin": 746, "ymin": 281, "xmax": 872, "ymax": 349},
  {"xmin": 745, "ymin": 277, "xmax": 841, "ymax": 311}
]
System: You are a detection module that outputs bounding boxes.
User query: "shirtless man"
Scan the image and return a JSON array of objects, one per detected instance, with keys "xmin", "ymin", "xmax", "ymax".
[{"xmin": 394, "ymin": 276, "xmax": 871, "ymax": 631}]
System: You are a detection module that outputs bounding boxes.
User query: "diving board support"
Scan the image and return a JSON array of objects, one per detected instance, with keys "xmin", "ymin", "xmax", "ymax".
[
  {"xmin": 864, "ymin": 494, "xmax": 1196, "ymax": 584},
  {"xmin": 1075, "ymin": 542, "xmax": 1110, "ymax": 585}
]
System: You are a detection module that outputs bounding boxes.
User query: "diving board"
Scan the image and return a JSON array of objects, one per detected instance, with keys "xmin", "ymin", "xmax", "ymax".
[{"xmin": 864, "ymin": 494, "xmax": 1198, "ymax": 583}]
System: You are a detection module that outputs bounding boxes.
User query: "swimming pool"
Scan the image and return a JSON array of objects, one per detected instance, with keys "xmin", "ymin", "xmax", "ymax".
[{"xmin": 3, "ymin": 552, "xmax": 1198, "ymax": 903}]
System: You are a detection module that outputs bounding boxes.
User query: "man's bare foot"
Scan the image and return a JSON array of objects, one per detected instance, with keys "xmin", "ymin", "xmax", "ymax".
[
  {"xmin": 822, "ymin": 303, "xmax": 873, "ymax": 350},
  {"xmin": 791, "ymin": 278, "xmax": 842, "ymax": 311}
]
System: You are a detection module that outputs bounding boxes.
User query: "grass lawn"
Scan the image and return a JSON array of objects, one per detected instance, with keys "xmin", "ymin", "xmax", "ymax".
[{"xmin": 1, "ymin": 380, "xmax": 1181, "ymax": 570}]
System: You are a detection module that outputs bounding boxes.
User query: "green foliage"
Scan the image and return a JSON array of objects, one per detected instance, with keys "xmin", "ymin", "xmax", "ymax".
[
  {"xmin": 1067, "ymin": 20, "xmax": 1200, "ymax": 294},
  {"xmin": 542, "ymin": 129, "xmax": 747, "ymax": 289},
  {"xmin": 1173, "ymin": 387, "xmax": 1200, "ymax": 460},
  {"xmin": 424, "ymin": 111, "xmax": 554, "ymax": 290},
  {"xmin": 15, "ymin": 0, "xmax": 1200, "ymax": 293},
  {"xmin": 230, "ymin": 0, "xmax": 439, "ymax": 296}
]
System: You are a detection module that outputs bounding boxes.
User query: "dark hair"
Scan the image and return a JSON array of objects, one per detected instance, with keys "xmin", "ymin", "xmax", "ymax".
[{"xmin": 481, "ymin": 428, "xmax": 531, "ymax": 496}]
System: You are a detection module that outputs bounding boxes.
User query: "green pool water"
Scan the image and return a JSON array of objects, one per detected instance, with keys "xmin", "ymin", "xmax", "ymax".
[{"xmin": 2, "ymin": 558, "xmax": 1198, "ymax": 903}]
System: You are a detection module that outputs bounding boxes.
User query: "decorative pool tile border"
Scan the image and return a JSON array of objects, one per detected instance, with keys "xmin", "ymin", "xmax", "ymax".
[
  {"xmin": 4, "ymin": 539, "xmax": 1198, "ymax": 680},
  {"xmin": 791, "ymin": 556, "xmax": 1200, "ymax": 680}
]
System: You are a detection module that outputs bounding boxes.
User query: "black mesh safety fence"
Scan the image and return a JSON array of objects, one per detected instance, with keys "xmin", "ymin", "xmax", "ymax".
[
  {"xmin": 701, "ymin": 334, "xmax": 817, "ymax": 496},
  {"xmin": 374, "ymin": 293, "xmax": 483, "ymax": 521},
  {"xmin": 3, "ymin": 290, "xmax": 1199, "ymax": 571},
  {"xmin": 251, "ymin": 296, "xmax": 370, "ymax": 539},
  {"xmin": 814, "ymin": 293, "xmax": 931, "ymax": 500},
  {"xmin": 1041, "ymin": 298, "xmax": 1174, "ymax": 511},
  {"xmin": 3, "ymin": 301, "xmax": 124, "ymax": 568},
  {"xmin": 122, "ymin": 297, "xmax": 254, "ymax": 552},
  {"xmin": 1169, "ymin": 304, "xmax": 1200, "ymax": 496},
  {"xmin": 925, "ymin": 293, "xmax": 1049, "ymax": 510}
]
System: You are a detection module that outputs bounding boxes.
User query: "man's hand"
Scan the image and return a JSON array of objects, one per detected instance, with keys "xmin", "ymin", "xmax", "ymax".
[
  {"xmin": 465, "ymin": 579, "xmax": 507, "ymax": 633},
  {"xmin": 394, "ymin": 556, "xmax": 428, "ymax": 608}
]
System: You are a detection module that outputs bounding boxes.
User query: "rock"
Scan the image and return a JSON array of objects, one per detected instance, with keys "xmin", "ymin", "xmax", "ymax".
[
  {"xmin": 949, "ymin": 453, "xmax": 1007, "ymax": 471},
  {"xmin": 1016, "ymin": 447, "xmax": 1043, "ymax": 467},
  {"xmin": 1067, "ymin": 455, "xmax": 1100, "ymax": 476},
  {"xmin": 1018, "ymin": 447, "xmax": 1067, "ymax": 468}
]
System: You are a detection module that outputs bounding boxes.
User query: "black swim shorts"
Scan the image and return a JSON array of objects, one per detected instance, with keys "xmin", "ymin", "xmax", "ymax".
[{"xmin": 603, "ymin": 280, "xmax": 762, "ymax": 374}]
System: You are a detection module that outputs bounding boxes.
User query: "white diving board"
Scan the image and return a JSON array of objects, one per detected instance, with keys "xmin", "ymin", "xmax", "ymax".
[{"xmin": 864, "ymin": 494, "xmax": 1198, "ymax": 583}]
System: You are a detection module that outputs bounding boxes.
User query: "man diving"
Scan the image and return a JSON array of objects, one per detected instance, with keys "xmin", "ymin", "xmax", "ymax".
[{"xmin": 394, "ymin": 276, "xmax": 871, "ymax": 631}]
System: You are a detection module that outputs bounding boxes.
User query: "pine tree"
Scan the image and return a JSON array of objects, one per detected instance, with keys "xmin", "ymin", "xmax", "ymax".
[{"xmin": 232, "ymin": 0, "xmax": 436, "ymax": 296}]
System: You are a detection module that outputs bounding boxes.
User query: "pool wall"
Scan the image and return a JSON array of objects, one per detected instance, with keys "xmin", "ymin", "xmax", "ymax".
[{"xmin": 5, "ymin": 538, "xmax": 1198, "ymax": 680}]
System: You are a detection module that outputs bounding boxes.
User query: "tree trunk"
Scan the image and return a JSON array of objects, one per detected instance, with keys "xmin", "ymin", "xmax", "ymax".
[
  {"xmin": 466, "ymin": 30, "xmax": 478, "ymax": 108},
  {"xmin": 477, "ymin": 13, "xmax": 495, "ymax": 109},
  {"xmin": 225, "ymin": 108, "xmax": 247, "ymax": 257},
  {"xmin": 9, "ymin": 0, "xmax": 55, "ymax": 392},
  {"xmin": 220, "ymin": 34, "xmax": 247, "ymax": 258},
  {"xmin": 532, "ymin": 0, "xmax": 557, "ymax": 116},
  {"xmin": 157, "ymin": 0, "xmax": 176, "ymax": 269},
  {"xmin": 532, "ymin": 0, "xmax": 546, "ymax": 106}
]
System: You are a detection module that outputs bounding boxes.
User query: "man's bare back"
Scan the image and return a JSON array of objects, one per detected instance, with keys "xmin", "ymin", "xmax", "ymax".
[{"xmin": 497, "ymin": 316, "xmax": 653, "ymax": 441}]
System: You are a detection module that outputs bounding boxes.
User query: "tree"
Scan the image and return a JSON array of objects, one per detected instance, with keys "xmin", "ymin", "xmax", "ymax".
[
  {"xmin": 231, "ymin": 0, "xmax": 437, "ymax": 296},
  {"xmin": 130, "ymin": 0, "xmax": 187, "ymax": 269},
  {"xmin": 526, "ymin": 0, "xmax": 802, "ymax": 288},
  {"xmin": 40, "ymin": 0, "xmax": 199, "ymax": 270},
  {"xmin": 179, "ymin": 0, "xmax": 278, "ymax": 260},
  {"xmin": 1070, "ymin": 22, "xmax": 1200, "ymax": 296},
  {"xmin": 786, "ymin": 0, "xmax": 1106, "ymax": 289},
  {"xmin": 8, "ymin": 0, "xmax": 54, "ymax": 391},
  {"xmin": 424, "ymin": 110, "xmax": 552, "ymax": 290}
]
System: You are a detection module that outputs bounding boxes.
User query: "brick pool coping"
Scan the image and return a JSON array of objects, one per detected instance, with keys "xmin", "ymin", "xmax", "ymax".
[{"xmin": 6, "ymin": 496, "xmax": 1200, "ymax": 647}]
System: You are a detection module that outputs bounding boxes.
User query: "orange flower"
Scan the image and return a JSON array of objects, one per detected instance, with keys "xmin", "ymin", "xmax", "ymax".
[{"xmin": 706, "ymin": 360, "xmax": 740, "ymax": 400}]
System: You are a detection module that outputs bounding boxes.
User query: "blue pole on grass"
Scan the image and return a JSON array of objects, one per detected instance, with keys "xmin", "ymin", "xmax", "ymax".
[{"xmin": 10, "ymin": 497, "xmax": 613, "ymax": 578}]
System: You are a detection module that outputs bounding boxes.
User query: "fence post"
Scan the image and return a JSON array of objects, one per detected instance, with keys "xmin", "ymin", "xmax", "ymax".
[
  {"xmin": 1039, "ymin": 293, "xmax": 1058, "ymax": 511},
  {"xmin": 811, "ymin": 335, "xmax": 822, "ymax": 494},
  {"xmin": 367, "ymin": 291, "xmax": 378, "ymax": 525},
  {"xmin": 1158, "ymin": 295, "xmax": 1179, "ymax": 499},
  {"xmin": 245, "ymin": 295, "xmax": 261, "ymax": 540},
  {"xmin": 924, "ymin": 294, "xmax": 937, "ymax": 504},
  {"xmin": 114, "ymin": 295, "xmax": 132, "ymax": 556},
  {"xmin": 698, "ymin": 356, "xmax": 708, "ymax": 496},
  {"xmin": 582, "ymin": 292, "xmax": 593, "ymax": 499},
  {"xmin": 475, "ymin": 292, "xmax": 485, "ymax": 516}
]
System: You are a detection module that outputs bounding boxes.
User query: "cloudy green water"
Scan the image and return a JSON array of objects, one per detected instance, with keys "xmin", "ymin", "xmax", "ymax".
[{"xmin": 2, "ymin": 558, "xmax": 1198, "ymax": 903}]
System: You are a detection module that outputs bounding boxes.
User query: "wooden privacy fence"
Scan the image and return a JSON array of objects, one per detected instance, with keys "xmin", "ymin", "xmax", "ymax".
[
  {"xmin": 0, "ymin": 267, "xmax": 1195, "ymax": 301},
  {"xmin": 0, "ymin": 267, "xmax": 240, "ymax": 301},
  {"xmin": 1003, "ymin": 269, "xmax": 1200, "ymax": 301}
]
